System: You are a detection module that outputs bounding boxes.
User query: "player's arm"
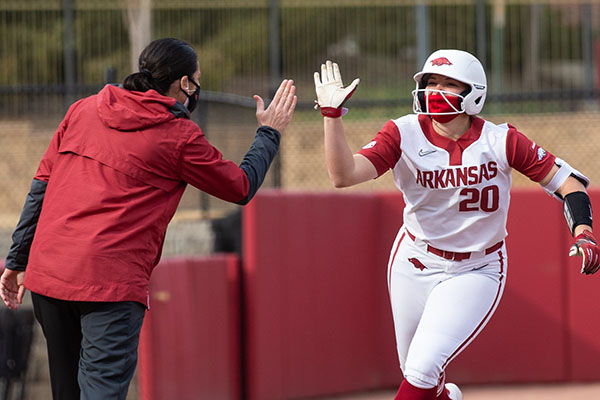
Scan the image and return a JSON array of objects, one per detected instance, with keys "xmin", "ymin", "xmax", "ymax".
[
  {"xmin": 506, "ymin": 128, "xmax": 599, "ymax": 274},
  {"xmin": 314, "ymin": 61, "xmax": 377, "ymax": 188},
  {"xmin": 541, "ymin": 165, "xmax": 591, "ymax": 236},
  {"xmin": 540, "ymin": 163, "xmax": 598, "ymax": 274},
  {"xmin": 324, "ymin": 117, "xmax": 377, "ymax": 188}
]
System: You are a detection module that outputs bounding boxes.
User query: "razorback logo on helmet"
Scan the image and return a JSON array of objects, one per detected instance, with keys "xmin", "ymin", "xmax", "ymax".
[{"xmin": 431, "ymin": 57, "xmax": 452, "ymax": 66}]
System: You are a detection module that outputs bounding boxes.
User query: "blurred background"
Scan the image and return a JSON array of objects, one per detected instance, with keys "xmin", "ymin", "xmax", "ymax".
[
  {"xmin": 1, "ymin": 0, "xmax": 600, "ymax": 399},
  {"xmin": 1, "ymin": 0, "xmax": 599, "ymax": 243}
]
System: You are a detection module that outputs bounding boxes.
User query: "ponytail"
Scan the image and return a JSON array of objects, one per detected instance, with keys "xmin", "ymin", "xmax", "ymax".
[
  {"xmin": 122, "ymin": 70, "xmax": 159, "ymax": 93},
  {"xmin": 121, "ymin": 38, "xmax": 198, "ymax": 95}
]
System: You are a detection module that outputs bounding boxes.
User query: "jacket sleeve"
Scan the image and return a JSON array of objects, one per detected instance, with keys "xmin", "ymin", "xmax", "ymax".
[
  {"xmin": 4, "ymin": 109, "xmax": 69, "ymax": 271},
  {"xmin": 178, "ymin": 126, "xmax": 280, "ymax": 204},
  {"xmin": 5, "ymin": 179, "xmax": 47, "ymax": 271},
  {"xmin": 236, "ymin": 126, "xmax": 281, "ymax": 205}
]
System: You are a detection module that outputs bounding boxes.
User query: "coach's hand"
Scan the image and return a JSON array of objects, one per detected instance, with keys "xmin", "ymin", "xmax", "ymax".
[
  {"xmin": 254, "ymin": 79, "xmax": 297, "ymax": 133},
  {"xmin": 569, "ymin": 229, "xmax": 600, "ymax": 274},
  {"xmin": 1, "ymin": 268, "xmax": 26, "ymax": 310},
  {"xmin": 314, "ymin": 60, "xmax": 360, "ymax": 118}
]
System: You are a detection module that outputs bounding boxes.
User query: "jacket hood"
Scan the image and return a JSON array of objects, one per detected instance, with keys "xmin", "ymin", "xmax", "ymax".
[{"xmin": 97, "ymin": 85, "xmax": 183, "ymax": 131}]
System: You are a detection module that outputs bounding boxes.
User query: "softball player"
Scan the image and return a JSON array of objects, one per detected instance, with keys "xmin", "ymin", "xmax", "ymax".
[{"xmin": 314, "ymin": 49, "xmax": 600, "ymax": 400}]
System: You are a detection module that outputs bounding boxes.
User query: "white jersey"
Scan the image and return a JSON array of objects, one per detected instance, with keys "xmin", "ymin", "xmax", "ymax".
[{"xmin": 359, "ymin": 114, "xmax": 556, "ymax": 252}]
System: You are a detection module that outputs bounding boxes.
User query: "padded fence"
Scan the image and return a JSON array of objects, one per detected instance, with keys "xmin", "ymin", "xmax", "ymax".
[
  {"xmin": 137, "ymin": 254, "xmax": 242, "ymax": 400},
  {"xmin": 138, "ymin": 189, "xmax": 600, "ymax": 400},
  {"xmin": 242, "ymin": 192, "xmax": 400, "ymax": 400}
]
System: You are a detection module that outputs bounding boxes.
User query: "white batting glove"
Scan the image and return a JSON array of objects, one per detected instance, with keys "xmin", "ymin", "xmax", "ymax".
[{"xmin": 314, "ymin": 60, "xmax": 360, "ymax": 118}]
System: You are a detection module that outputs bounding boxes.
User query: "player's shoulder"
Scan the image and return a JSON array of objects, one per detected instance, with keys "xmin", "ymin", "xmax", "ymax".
[
  {"xmin": 375, "ymin": 114, "xmax": 421, "ymax": 140},
  {"xmin": 390, "ymin": 113, "xmax": 419, "ymax": 126},
  {"xmin": 388, "ymin": 114, "xmax": 420, "ymax": 134},
  {"xmin": 479, "ymin": 116, "xmax": 516, "ymax": 139}
]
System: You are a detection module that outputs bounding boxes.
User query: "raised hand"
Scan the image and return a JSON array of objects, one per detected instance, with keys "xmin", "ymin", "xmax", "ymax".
[
  {"xmin": 254, "ymin": 79, "xmax": 297, "ymax": 132},
  {"xmin": 314, "ymin": 60, "xmax": 360, "ymax": 118}
]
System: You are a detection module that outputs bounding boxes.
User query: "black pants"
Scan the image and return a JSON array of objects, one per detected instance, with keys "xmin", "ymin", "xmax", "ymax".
[{"xmin": 31, "ymin": 292, "xmax": 146, "ymax": 400}]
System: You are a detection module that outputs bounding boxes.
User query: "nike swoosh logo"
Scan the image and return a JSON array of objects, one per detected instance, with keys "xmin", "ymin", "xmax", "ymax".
[{"xmin": 418, "ymin": 149, "xmax": 437, "ymax": 157}]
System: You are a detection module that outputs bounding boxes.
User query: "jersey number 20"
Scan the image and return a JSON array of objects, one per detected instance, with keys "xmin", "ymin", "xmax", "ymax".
[{"xmin": 459, "ymin": 185, "xmax": 499, "ymax": 212}]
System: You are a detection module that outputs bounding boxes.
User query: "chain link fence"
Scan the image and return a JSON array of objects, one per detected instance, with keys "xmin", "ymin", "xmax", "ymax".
[{"xmin": 0, "ymin": 0, "xmax": 599, "ymax": 254}]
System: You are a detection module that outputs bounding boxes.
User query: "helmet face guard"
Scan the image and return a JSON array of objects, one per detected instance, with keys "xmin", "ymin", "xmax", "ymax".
[
  {"xmin": 412, "ymin": 88, "xmax": 467, "ymax": 115},
  {"xmin": 412, "ymin": 49, "xmax": 487, "ymax": 116}
]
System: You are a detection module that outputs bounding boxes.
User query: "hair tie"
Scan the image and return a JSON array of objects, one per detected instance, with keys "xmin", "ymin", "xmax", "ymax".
[{"xmin": 140, "ymin": 69, "xmax": 153, "ymax": 79}]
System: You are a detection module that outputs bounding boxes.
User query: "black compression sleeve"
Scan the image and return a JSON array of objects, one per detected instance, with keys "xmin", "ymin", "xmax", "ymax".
[
  {"xmin": 237, "ymin": 126, "xmax": 281, "ymax": 205},
  {"xmin": 563, "ymin": 191, "xmax": 593, "ymax": 236},
  {"xmin": 5, "ymin": 179, "xmax": 47, "ymax": 271}
]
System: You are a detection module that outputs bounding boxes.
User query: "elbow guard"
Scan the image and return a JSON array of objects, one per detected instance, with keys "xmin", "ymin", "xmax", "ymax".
[
  {"xmin": 563, "ymin": 191, "xmax": 593, "ymax": 236},
  {"xmin": 543, "ymin": 157, "xmax": 589, "ymax": 200}
]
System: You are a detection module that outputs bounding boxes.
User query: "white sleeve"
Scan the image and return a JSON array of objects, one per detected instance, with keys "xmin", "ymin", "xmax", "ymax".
[{"xmin": 542, "ymin": 157, "xmax": 589, "ymax": 200}]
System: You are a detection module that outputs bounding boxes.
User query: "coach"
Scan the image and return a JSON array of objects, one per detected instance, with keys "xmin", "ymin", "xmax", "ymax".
[{"xmin": 0, "ymin": 37, "xmax": 296, "ymax": 400}]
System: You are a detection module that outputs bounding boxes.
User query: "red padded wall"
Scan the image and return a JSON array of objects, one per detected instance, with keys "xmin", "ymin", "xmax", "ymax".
[
  {"xmin": 138, "ymin": 254, "xmax": 241, "ymax": 400},
  {"xmin": 243, "ymin": 191, "xmax": 400, "ymax": 400}
]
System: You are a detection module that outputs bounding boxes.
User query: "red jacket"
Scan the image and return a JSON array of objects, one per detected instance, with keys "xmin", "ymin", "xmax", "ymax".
[{"xmin": 23, "ymin": 85, "xmax": 252, "ymax": 306}]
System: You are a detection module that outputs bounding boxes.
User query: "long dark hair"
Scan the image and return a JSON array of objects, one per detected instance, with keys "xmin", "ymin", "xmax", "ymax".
[{"xmin": 122, "ymin": 38, "xmax": 198, "ymax": 95}]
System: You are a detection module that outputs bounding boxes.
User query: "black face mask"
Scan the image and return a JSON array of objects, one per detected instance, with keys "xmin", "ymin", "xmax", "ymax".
[{"xmin": 182, "ymin": 76, "xmax": 201, "ymax": 113}]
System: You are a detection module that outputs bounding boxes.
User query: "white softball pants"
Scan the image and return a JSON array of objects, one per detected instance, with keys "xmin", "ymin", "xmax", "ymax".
[{"xmin": 387, "ymin": 227, "xmax": 507, "ymax": 391}]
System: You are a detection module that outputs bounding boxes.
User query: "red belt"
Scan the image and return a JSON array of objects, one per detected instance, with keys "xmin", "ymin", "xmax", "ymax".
[{"xmin": 406, "ymin": 230, "xmax": 503, "ymax": 262}]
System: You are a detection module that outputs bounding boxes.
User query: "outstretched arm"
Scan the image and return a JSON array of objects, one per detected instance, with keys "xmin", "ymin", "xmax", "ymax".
[
  {"xmin": 235, "ymin": 79, "xmax": 297, "ymax": 204},
  {"xmin": 324, "ymin": 117, "xmax": 377, "ymax": 188}
]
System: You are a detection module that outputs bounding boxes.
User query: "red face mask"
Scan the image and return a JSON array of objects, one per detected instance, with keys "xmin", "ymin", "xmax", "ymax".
[{"xmin": 425, "ymin": 92, "xmax": 462, "ymax": 123}]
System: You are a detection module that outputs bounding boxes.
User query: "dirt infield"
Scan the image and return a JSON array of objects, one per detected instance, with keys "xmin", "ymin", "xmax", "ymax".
[{"xmin": 311, "ymin": 382, "xmax": 600, "ymax": 399}]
